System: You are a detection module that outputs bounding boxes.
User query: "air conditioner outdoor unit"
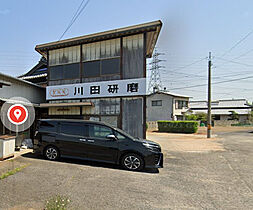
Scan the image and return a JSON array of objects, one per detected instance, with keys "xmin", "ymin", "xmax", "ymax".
[{"xmin": 0, "ymin": 136, "xmax": 15, "ymax": 161}]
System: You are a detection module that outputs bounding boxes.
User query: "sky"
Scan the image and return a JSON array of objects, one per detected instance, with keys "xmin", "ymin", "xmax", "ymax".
[{"xmin": 0, "ymin": 0, "xmax": 253, "ymax": 102}]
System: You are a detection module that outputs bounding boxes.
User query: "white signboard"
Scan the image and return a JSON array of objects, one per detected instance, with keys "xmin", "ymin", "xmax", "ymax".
[{"xmin": 46, "ymin": 78, "xmax": 146, "ymax": 100}]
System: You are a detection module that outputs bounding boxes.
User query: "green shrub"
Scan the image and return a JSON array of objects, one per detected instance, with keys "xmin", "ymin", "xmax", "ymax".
[
  {"xmin": 185, "ymin": 114, "xmax": 198, "ymax": 121},
  {"xmin": 146, "ymin": 122, "xmax": 148, "ymax": 131},
  {"xmin": 157, "ymin": 121, "xmax": 198, "ymax": 134}
]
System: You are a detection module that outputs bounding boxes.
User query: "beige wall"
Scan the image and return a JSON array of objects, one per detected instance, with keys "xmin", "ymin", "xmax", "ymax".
[{"xmin": 173, "ymin": 97, "xmax": 189, "ymax": 120}]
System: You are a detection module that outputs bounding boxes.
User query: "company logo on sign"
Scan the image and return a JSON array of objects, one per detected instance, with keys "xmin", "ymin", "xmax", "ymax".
[
  {"xmin": 7, "ymin": 104, "xmax": 28, "ymax": 125},
  {"xmin": 49, "ymin": 88, "xmax": 69, "ymax": 97}
]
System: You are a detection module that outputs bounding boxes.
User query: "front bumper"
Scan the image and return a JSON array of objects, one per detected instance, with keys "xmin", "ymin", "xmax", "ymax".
[{"xmin": 145, "ymin": 152, "xmax": 163, "ymax": 169}]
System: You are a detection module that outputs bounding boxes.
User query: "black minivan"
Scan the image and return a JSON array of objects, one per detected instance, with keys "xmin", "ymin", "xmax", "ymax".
[{"xmin": 34, "ymin": 119, "xmax": 163, "ymax": 171}]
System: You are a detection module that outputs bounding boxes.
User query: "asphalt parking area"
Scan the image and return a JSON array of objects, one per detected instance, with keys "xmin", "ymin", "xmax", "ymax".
[{"xmin": 0, "ymin": 127, "xmax": 252, "ymax": 210}]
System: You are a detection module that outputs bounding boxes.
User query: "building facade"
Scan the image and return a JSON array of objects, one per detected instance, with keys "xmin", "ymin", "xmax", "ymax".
[
  {"xmin": 0, "ymin": 72, "xmax": 45, "ymax": 139},
  {"xmin": 147, "ymin": 91, "xmax": 190, "ymax": 121},
  {"xmin": 35, "ymin": 21, "xmax": 162, "ymax": 138},
  {"xmin": 189, "ymin": 99, "xmax": 252, "ymax": 123}
]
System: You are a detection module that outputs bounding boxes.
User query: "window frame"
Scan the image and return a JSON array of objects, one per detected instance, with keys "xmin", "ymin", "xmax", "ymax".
[
  {"xmin": 82, "ymin": 57, "xmax": 120, "ymax": 79},
  {"xmin": 60, "ymin": 122, "xmax": 88, "ymax": 137},
  {"xmin": 151, "ymin": 100, "xmax": 162, "ymax": 107},
  {"xmin": 175, "ymin": 100, "xmax": 188, "ymax": 109},
  {"xmin": 88, "ymin": 124, "xmax": 114, "ymax": 140},
  {"xmin": 49, "ymin": 63, "xmax": 80, "ymax": 81}
]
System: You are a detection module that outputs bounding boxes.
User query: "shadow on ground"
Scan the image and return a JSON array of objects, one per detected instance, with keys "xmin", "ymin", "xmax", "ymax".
[{"xmin": 21, "ymin": 152, "xmax": 159, "ymax": 174}]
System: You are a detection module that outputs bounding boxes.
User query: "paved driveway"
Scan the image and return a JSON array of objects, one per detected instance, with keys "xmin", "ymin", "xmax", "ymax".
[{"xmin": 0, "ymin": 128, "xmax": 252, "ymax": 209}]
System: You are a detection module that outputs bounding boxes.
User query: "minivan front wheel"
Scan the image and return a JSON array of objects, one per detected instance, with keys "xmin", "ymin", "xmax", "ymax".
[
  {"xmin": 121, "ymin": 153, "xmax": 144, "ymax": 171},
  {"xmin": 44, "ymin": 146, "xmax": 59, "ymax": 160}
]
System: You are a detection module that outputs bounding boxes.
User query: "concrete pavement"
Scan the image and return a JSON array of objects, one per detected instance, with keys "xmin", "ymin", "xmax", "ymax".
[{"xmin": 0, "ymin": 127, "xmax": 252, "ymax": 209}]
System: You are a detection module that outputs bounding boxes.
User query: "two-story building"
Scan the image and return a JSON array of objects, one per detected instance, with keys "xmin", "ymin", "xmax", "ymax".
[
  {"xmin": 33, "ymin": 20, "xmax": 162, "ymax": 138},
  {"xmin": 147, "ymin": 91, "xmax": 190, "ymax": 122}
]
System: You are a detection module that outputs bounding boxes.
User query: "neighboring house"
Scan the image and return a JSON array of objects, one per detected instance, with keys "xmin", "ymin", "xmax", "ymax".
[
  {"xmin": 147, "ymin": 91, "xmax": 190, "ymax": 121},
  {"xmin": 0, "ymin": 72, "xmax": 45, "ymax": 139},
  {"xmin": 189, "ymin": 99, "xmax": 252, "ymax": 122},
  {"xmin": 18, "ymin": 57, "xmax": 47, "ymax": 87}
]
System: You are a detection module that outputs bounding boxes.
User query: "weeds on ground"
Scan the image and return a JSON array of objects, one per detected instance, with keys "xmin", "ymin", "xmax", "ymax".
[
  {"xmin": 45, "ymin": 195, "xmax": 71, "ymax": 210},
  {"xmin": 0, "ymin": 164, "xmax": 30, "ymax": 180}
]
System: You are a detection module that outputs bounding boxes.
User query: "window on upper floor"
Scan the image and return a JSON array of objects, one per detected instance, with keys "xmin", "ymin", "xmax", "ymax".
[
  {"xmin": 175, "ymin": 100, "xmax": 188, "ymax": 109},
  {"xmin": 152, "ymin": 100, "xmax": 162, "ymax": 106},
  {"xmin": 82, "ymin": 38, "xmax": 120, "ymax": 78},
  {"xmin": 49, "ymin": 46, "xmax": 80, "ymax": 81}
]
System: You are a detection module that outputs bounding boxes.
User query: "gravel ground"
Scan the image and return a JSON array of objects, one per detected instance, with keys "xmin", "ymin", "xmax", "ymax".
[{"xmin": 0, "ymin": 127, "xmax": 252, "ymax": 210}]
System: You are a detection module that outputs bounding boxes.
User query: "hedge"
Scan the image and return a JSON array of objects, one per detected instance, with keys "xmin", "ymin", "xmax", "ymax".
[{"xmin": 157, "ymin": 121, "xmax": 198, "ymax": 134}]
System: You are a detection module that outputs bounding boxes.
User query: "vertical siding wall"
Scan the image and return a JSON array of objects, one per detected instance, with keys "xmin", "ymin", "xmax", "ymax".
[
  {"xmin": 122, "ymin": 34, "xmax": 144, "ymax": 138},
  {"xmin": 122, "ymin": 34, "xmax": 144, "ymax": 79}
]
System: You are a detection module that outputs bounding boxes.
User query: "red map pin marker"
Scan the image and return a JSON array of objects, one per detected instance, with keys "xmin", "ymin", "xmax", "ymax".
[{"xmin": 7, "ymin": 104, "xmax": 28, "ymax": 125}]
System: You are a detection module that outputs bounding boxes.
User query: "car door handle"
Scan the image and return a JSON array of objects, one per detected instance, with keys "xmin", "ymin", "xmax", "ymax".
[
  {"xmin": 87, "ymin": 139, "xmax": 94, "ymax": 143},
  {"xmin": 79, "ymin": 138, "xmax": 86, "ymax": 142}
]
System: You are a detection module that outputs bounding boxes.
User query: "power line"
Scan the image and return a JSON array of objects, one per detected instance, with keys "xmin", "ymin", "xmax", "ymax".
[
  {"xmin": 220, "ymin": 28, "xmax": 253, "ymax": 57},
  {"xmin": 214, "ymin": 56, "xmax": 253, "ymax": 67},
  {"xmin": 214, "ymin": 48, "xmax": 253, "ymax": 69},
  {"xmin": 158, "ymin": 57, "xmax": 207, "ymax": 79},
  {"xmin": 163, "ymin": 71, "xmax": 253, "ymax": 84},
  {"xmin": 167, "ymin": 57, "xmax": 207, "ymax": 72},
  {"xmin": 169, "ymin": 75, "xmax": 253, "ymax": 91},
  {"xmin": 59, "ymin": 0, "xmax": 90, "ymax": 41}
]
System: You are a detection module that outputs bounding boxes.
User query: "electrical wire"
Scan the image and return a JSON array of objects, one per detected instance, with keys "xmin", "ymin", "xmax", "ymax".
[
  {"xmin": 169, "ymin": 75, "xmax": 253, "ymax": 91},
  {"xmin": 214, "ymin": 56, "xmax": 253, "ymax": 67},
  {"xmin": 58, "ymin": 0, "xmax": 90, "ymax": 41},
  {"xmin": 220, "ymin": 28, "xmax": 253, "ymax": 57}
]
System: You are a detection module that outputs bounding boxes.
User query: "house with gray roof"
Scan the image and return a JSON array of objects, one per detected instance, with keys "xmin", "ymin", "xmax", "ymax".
[
  {"xmin": 147, "ymin": 91, "xmax": 191, "ymax": 122},
  {"xmin": 189, "ymin": 99, "xmax": 252, "ymax": 123}
]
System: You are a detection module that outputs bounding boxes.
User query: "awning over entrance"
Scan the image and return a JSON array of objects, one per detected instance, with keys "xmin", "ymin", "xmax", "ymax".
[{"xmin": 39, "ymin": 102, "xmax": 93, "ymax": 108}]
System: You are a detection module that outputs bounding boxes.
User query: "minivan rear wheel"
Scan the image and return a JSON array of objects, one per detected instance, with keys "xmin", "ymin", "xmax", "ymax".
[
  {"xmin": 44, "ymin": 146, "xmax": 59, "ymax": 161},
  {"xmin": 121, "ymin": 153, "xmax": 144, "ymax": 171}
]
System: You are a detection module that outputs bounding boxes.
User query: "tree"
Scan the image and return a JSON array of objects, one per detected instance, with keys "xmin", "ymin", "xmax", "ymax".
[
  {"xmin": 249, "ymin": 110, "xmax": 253, "ymax": 123},
  {"xmin": 185, "ymin": 114, "xmax": 198, "ymax": 121},
  {"xmin": 229, "ymin": 111, "xmax": 239, "ymax": 121},
  {"xmin": 185, "ymin": 112, "xmax": 207, "ymax": 121}
]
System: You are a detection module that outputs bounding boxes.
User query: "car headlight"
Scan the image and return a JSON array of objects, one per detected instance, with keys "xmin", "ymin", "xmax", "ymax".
[
  {"xmin": 143, "ymin": 142, "xmax": 159, "ymax": 148},
  {"xmin": 143, "ymin": 142, "xmax": 152, "ymax": 148}
]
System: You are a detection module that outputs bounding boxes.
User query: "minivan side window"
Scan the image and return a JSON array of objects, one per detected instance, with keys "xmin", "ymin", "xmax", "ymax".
[
  {"xmin": 39, "ymin": 121, "xmax": 57, "ymax": 133},
  {"xmin": 89, "ymin": 124, "xmax": 113, "ymax": 139},
  {"xmin": 114, "ymin": 131, "xmax": 128, "ymax": 140},
  {"xmin": 60, "ymin": 123, "xmax": 87, "ymax": 137}
]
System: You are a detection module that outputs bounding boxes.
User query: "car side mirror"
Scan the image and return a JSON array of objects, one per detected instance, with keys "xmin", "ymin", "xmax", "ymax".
[{"xmin": 106, "ymin": 134, "xmax": 117, "ymax": 140}]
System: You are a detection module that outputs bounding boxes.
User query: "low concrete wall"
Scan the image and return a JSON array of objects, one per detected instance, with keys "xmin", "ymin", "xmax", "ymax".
[
  {"xmin": 147, "ymin": 121, "xmax": 158, "ymax": 131},
  {"xmin": 214, "ymin": 120, "xmax": 239, "ymax": 126}
]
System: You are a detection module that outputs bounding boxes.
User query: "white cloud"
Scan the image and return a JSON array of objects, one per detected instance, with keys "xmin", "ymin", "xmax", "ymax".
[{"xmin": 0, "ymin": 9, "xmax": 10, "ymax": 15}]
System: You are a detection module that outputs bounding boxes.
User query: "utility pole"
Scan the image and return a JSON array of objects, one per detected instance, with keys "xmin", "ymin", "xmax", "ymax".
[{"xmin": 207, "ymin": 52, "xmax": 212, "ymax": 138}]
